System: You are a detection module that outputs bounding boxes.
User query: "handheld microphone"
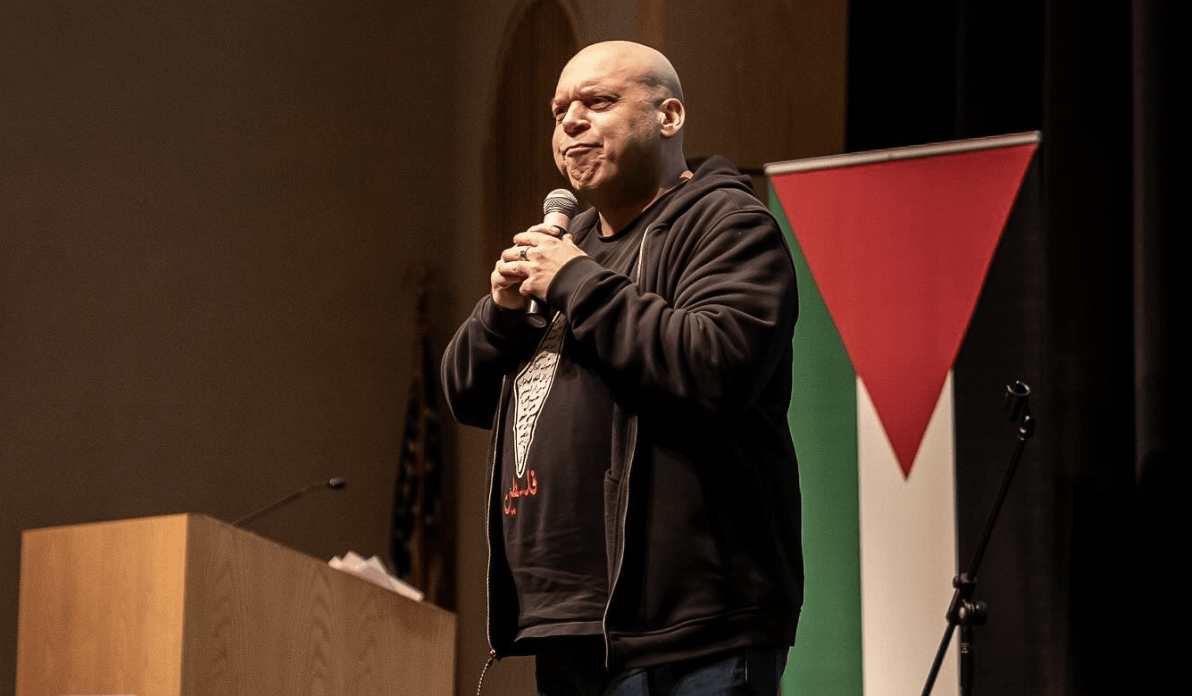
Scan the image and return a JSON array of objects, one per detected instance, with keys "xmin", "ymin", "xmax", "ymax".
[
  {"xmin": 526, "ymin": 188, "xmax": 580, "ymax": 327},
  {"xmin": 232, "ymin": 476, "xmax": 346, "ymax": 528}
]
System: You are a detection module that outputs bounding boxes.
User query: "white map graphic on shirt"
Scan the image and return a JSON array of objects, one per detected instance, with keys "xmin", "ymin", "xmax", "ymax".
[{"xmin": 513, "ymin": 313, "xmax": 567, "ymax": 478}]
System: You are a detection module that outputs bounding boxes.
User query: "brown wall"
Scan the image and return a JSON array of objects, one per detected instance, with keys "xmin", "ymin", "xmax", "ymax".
[
  {"xmin": 0, "ymin": 2, "xmax": 453, "ymax": 692},
  {"xmin": 1, "ymin": 1, "xmax": 844, "ymax": 694},
  {"xmin": 642, "ymin": 0, "xmax": 847, "ymax": 167}
]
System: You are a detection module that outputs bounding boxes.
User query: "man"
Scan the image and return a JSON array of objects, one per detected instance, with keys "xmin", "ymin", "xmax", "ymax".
[{"xmin": 442, "ymin": 40, "xmax": 802, "ymax": 696}]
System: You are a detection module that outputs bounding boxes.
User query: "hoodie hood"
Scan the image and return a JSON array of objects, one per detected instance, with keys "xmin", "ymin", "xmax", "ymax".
[{"xmin": 568, "ymin": 155, "xmax": 759, "ymax": 243}]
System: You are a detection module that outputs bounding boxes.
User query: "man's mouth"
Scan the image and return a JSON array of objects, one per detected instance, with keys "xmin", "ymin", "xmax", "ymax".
[{"xmin": 564, "ymin": 143, "xmax": 598, "ymax": 156}]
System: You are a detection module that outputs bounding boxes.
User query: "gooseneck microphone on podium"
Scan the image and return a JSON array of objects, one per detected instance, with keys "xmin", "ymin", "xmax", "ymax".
[
  {"xmin": 525, "ymin": 188, "xmax": 580, "ymax": 327},
  {"xmin": 232, "ymin": 476, "xmax": 346, "ymax": 528}
]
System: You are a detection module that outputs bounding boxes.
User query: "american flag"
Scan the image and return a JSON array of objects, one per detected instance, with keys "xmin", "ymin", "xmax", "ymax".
[{"xmin": 391, "ymin": 278, "xmax": 451, "ymax": 606}]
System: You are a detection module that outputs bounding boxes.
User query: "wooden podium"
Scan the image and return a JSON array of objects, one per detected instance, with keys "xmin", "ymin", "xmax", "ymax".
[{"xmin": 16, "ymin": 514, "xmax": 456, "ymax": 696}]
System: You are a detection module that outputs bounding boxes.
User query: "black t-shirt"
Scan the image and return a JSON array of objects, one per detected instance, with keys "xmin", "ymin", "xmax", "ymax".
[{"xmin": 500, "ymin": 207, "xmax": 654, "ymax": 641}]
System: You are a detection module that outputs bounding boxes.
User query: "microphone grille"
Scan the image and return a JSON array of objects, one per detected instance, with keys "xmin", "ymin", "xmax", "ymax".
[{"xmin": 543, "ymin": 188, "xmax": 579, "ymax": 218}]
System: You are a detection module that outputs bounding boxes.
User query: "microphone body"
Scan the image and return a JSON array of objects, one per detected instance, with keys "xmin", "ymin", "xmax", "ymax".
[{"xmin": 526, "ymin": 189, "xmax": 580, "ymax": 327}]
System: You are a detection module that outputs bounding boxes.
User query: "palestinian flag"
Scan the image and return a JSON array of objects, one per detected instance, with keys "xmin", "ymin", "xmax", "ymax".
[{"xmin": 767, "ymin": 133, "xmax": 1040, "ymax": 696}]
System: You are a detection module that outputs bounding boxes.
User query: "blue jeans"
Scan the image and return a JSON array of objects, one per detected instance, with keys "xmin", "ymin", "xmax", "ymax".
[{"xmin": 536, "ymin": 639, "xmax": 787, "ymax": 696}]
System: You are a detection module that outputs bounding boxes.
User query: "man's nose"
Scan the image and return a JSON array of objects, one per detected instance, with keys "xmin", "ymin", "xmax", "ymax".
[{"xmin": 560, "ymin": 102, "xmax": 588, "ymax": 133}]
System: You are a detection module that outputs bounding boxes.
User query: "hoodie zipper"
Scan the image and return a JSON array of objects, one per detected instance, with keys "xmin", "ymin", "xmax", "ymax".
[
  {"xmin": 484, "ymin": 375, "xmax": 508, "ymax": 659},
  {"xmin": 476, "ymin": 374, "xmax": 511, "ymax": 696},
  {"xmin": 601, "ymin": 223, "xmax": 656, "ymax": 669}
]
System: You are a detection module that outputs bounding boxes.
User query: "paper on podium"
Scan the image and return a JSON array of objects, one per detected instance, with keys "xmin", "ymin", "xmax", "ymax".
[{"xmin": 328, "ymin": 551, "xmax": 425, "ymax": 602}]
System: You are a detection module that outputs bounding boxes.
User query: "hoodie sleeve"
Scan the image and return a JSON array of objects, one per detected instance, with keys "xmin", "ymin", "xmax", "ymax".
[
  {"xmin": 546, "ymin": 190, "xmax": 798, "ymax": 414},
  {"xmin": 439, "ymin": 295, "xmax": 544, "ymax": 428}
]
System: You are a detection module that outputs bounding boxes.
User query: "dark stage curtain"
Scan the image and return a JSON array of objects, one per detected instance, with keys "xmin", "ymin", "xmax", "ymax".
[{"xmin": 846, "ymin": 1, "xmax": 1170, "ymax": 694}]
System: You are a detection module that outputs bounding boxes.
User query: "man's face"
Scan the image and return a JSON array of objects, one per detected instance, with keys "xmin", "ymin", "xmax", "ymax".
[{"xmin": 550, "ymin": 47, "xmax": 663, "ymax": 202}]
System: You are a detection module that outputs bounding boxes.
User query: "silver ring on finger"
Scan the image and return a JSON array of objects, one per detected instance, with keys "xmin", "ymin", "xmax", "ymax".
[{"xmin": 519, "ymin": 245, "xmax": 528, "ymax": 260}]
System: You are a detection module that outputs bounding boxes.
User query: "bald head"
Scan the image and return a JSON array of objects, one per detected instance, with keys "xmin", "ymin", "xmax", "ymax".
[{"xmin": 562, "ymin": 41, "xmax": 685, "ymax": 104}]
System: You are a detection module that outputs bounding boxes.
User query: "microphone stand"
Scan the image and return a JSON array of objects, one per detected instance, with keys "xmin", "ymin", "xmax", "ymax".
[{"xmin": 921, "ymin": 381, "xmax": 1035, "ymax": 696}]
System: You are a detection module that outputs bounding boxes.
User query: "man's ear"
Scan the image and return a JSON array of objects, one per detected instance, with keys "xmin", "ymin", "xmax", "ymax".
[{"xmin": 658, "ymin": 97, "xmax": 685, "ymax": 139}]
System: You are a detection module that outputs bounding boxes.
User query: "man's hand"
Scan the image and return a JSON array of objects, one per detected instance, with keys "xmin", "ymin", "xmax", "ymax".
[
  {"xmin": 491, "ymin": 224, "xmax": 587, "ymax": 309},
  {"xmin": 491, "ymin": 243, "xmax": 530, "ymax": 310}
]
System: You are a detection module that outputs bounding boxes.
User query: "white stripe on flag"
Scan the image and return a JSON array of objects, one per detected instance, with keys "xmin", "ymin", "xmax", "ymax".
[{"xmin": 859, "ymin": 371, "xmax": 960, "ymax": 696}]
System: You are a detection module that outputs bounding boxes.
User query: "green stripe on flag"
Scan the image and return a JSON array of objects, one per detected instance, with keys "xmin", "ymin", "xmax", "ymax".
[{"xmin": 773, "ymin": 185, "xmax": 863, "ymax": 696}]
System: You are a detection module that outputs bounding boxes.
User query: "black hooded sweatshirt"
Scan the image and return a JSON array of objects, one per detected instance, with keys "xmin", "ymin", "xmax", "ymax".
[{"xmin": 441, "ymin": 155, "xmax": 804, "ymax": 671}]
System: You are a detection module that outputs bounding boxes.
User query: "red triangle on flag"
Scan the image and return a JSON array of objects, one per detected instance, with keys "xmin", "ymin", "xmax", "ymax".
[{"xmin": 772, "ymin": 143, "xmax": 1036, "ymax": 477}]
